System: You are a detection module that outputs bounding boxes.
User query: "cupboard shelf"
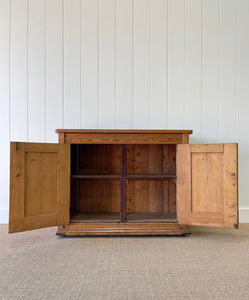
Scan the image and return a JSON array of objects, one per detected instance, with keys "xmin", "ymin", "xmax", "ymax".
[
  {"xmin": 127, "ymin": 174, "xmax": 176, "ymax": 180},
  {"xmin": 71, "ymin": 174, "xmax": 176, "ymax": 181},
  {"xmin": 71, "ymin": 174, "xmax": 121, "ymax": 180}
]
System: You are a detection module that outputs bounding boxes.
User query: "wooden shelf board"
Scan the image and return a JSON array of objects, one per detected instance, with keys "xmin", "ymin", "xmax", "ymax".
[
  {"xmin": 71, "ymin": 174, "xmax": 121, "ymax": 180},
  {"xmin": 127, "ymin": 174, "xmax": 176, "ymax": 180}
]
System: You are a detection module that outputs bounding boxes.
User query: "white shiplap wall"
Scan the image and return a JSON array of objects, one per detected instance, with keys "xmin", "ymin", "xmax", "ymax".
[{"xmin": 0, "ymin": 0, "xmax": 249, "ymax": 223}]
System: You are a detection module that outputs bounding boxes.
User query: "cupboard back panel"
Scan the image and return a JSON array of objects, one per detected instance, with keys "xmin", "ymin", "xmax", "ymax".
[
  {"xmin": 127, "ymin": 144, "xmax": 176, "ymax": 213},
  {"xmin": 126, "ymin": 181, "xmax": 176, "ymax": 213},
  {"xmin": 127, "ymin": 144, "xmax": 176, "ymax": 175},
  {"xmin": 77, "ymin": 180, "xmax": 120, "ymax": 213},
  {"xmin": 70, "ymin": 144, "xmax": 176, "ymax": 214},
  {"xmin": 71, "ymin": 144, "xmax": 121, "ymax": 175}
]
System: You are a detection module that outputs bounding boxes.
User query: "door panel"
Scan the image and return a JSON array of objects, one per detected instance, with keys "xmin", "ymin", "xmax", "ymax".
[
  {"xmin": 177, "ymin": 143, "xmax": 238, "ymax": 228},
  {"xmin": 9, "ymin": 142, "xmax": 70, "ymax": 233}
]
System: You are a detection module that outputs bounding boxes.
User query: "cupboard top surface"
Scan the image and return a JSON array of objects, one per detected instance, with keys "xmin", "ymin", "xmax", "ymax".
[{"xmin": 56, "ymin": 129, "xmax": 193, "ymax": 134}]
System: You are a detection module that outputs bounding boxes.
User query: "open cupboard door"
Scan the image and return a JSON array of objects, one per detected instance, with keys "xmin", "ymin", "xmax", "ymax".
[
  {"xmin": 9, "ymin": 142, "xmax": 70, "ymax": 233},
  {"xmin": 177, "ymin": 144, "xmax": 238, "ymax": 228}
]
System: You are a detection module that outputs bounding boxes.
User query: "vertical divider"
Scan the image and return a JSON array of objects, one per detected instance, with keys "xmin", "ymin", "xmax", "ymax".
[
  {"xmin": 120, "ymin": 144, "xmax": 127, "ymax": 223},
  {"xmin": 76, "ymin": 144, "xmax": 79, "ymax": 211}
]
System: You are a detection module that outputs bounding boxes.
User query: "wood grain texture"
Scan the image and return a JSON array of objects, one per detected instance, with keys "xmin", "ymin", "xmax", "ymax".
[
  {"xmin": 166, "ymin": 145, "xmax": 177, "ymax": 213},
  {"xmin": 191, "ymin": 152, "xmax": 224, "ymax": 213},
  {"xmin": 191, "ymin": 144, "xmax": 223, "ymax": 152},
  {"xmin": 120, "ymin": 144, "xmax": 127, "ymax": 222},
  {"xmin": 64, "ymin": 133, "xmax": 184, "ymax": 144},
  {"xmin": 223, "ymin": 143, "xmax": 238, "ymax": 228},
  {"xmin": 135, "ymin": 145, "xmax": 149, "ymax": 212},
  {"xmin": 56, "ymin": 129, "xmax": 193, "ymax": 134},
  {"xmin": 58, "ymin": 133, "xmax": 65, "ymax": 143},
  {"xmin": 127, "ymin": 144, "xmax": 176, "ymax": 214},
  {"xmin": 70, "ymin": 212, "xmax": 176, "ymax": 223},
  {"xmin": 177, "ymin": 144, "xmax": 192, "ymax": 225},
  {"xmin": 76, "ymin": 144, "xmax": 121, "ymax": 214},
  {"xmin": 149, "ymin": 145, "xmax": 163, "ymax": 212},
  {"xmin": 9, "ymin": 142, "xmax": 70, "ymax": 233},
  {"xmin": 9, "ymin": 142, "xmax": 25, "ymax": 233},
  {"xmin": 24, "ymin": 152, "xmax": 57, "ymax": 216},
  {"xmin": 78, "ymin": 180, "xmax": 120, "ymax": 213},
  {"xmin": 177, "ymin": 143, "xmax": 238, "ymax": 228},
  {"xmin": 57, "ymin": 143, "xmax": 70, "ymax": 224},
  {"xmin": 57, "ymin": 223, "xmax": 190, "ymax": 236},
  {"xmin": 127, "ymin": 145, "xmax": 135, "ymax": 213}
]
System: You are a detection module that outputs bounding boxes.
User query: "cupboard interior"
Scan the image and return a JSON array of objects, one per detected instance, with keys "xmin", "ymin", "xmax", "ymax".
[{"xmin": 70, "ymin": 144, "xmax": 177, "ymax": 223}]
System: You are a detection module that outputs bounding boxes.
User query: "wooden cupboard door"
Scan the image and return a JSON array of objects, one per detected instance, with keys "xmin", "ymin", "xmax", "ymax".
[
  {"xmin": 9, "ymin": 142, "xmax": 70, "ymax": 233},
  {"xmin": 177, "ymin": 144, "xmax": 238, "ymax": 228}
]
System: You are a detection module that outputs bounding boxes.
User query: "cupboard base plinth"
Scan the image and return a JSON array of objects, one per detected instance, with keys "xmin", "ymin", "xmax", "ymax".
[{"xmin": 56, "ymin": 223, "xmax": 190, "ymax": 236}]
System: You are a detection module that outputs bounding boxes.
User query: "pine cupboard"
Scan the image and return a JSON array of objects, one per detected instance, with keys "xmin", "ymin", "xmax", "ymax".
[{"xmin": 9, "ymin": 130, "xmax": 238, "ymax": 236}]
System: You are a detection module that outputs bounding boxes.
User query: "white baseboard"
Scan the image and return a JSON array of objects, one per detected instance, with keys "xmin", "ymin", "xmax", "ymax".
[
  {"xmin": 0, "ymin": 207, "xmax": 248, "ymax": 224},
  {"xmin": 239, "ymin": 207, "xmax": 249, "ymax": 223}
]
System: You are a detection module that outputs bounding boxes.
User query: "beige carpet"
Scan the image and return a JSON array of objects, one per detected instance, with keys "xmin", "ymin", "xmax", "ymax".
[{"xmin": 0, "ymin": 224, "xmax": 249, "ymax": 300}]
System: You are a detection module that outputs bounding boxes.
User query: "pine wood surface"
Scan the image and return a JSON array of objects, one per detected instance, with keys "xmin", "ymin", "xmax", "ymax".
[
  {"xmin": 73, "ymin": 144, "xmax": 177, "ymax": 216},
  {"xmin": 56, "ymin": 129, "xmax": 193, "ymax": 134},
  {"xmin": 9, "ymin": 142, "xmax": 70, "ymax": 233},
  {"xmin": 70, "ymin": 212, "xmax": 177, "ymax": 223},
  {"xmin": 64, "ymin": 133, "xmax": 185, "ymax": 144},
  {"xmin": 56, "ymin": 223, "xmax": 190, "ymax": 236},
  {"xmin": 9, "ymin": 130, "xmax": 238, "ymax": 235},
  {"xmin": 177, "ymin": 143, "xmax": 238, "ymax": 228}
]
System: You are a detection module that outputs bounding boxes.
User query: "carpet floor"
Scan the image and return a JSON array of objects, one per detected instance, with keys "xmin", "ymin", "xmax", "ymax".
[{"xmin": 0, "ymin": 224, "xmax": 249, "ymax": 300}]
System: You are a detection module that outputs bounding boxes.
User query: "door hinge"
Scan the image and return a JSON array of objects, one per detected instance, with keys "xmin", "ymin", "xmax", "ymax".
[{"xmin": 14, "ymin": 142, "xmax": 18, "ymax": 151}]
